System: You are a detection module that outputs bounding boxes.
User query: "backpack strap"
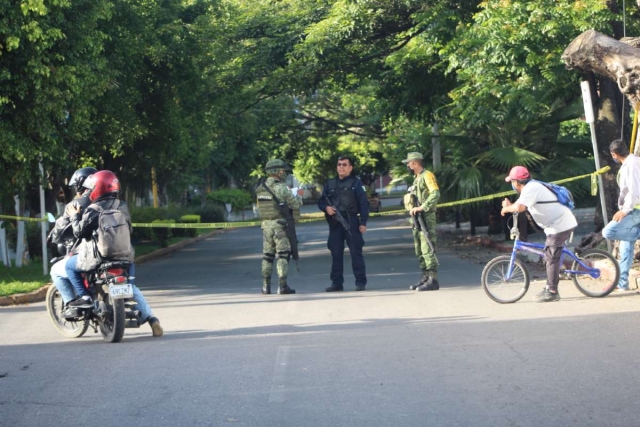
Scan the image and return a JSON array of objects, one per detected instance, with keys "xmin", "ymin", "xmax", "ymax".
[{"xmin": 531, "ymin": 180, "xmax": 560, "ymax": 205}]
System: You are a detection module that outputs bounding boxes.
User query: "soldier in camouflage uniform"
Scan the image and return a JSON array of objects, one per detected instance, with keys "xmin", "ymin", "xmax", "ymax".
[
  {"xmin": 256, "ymin": 159, "xmax": 302, "ymax": 295},
  {"xmin": 402, "ymin": 152, "xmax": 441, "ymax": 291}
]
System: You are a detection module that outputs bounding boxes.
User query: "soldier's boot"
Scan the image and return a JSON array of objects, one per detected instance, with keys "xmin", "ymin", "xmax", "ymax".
[
  {"xmin": 409, "ymin": 269, "xmax": 429, "ymax": 290},
  {"xmin": 278, "ymin": 278, "xmax": 296, "ymax": 295},
  {"xmin": 416, "ymin": 275, "xmax": 440, "ymax": 292},
  {"xmin": 262, "ymin": 278, "xmax": 271, "ymax": 295}
]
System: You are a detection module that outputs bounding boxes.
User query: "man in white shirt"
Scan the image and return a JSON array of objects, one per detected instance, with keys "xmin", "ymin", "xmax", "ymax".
[
  {"xmin": 501, "ymin": 166, "xmax": 578, "ymax": 302},
  {"xmin": 602, "ymin": 140, "xmax": 640, "ymax": 291}
]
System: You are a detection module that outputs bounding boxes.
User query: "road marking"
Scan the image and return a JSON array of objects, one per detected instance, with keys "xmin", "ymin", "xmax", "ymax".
[{"xmin": 268, "ymin": 346, "xmax": 291, "ymax": 403}]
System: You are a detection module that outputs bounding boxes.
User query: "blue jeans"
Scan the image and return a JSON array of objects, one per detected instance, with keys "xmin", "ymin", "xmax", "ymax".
[
  {"xmin": 64, "ymin": 255, "xmax": 153, "ymax": 320},
  {"xmin": 51, "ymin": 258, "xmax": 76, "ymax": 304},
  {"xmin": 602, "ymin": 210, "xmax": 640, "ymax": 289}
]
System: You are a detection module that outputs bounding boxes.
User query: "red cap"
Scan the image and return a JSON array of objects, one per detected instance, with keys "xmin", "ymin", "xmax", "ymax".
[{"xmin": 505, "ymin": 166, "xmax": 530, "ymax": 182}]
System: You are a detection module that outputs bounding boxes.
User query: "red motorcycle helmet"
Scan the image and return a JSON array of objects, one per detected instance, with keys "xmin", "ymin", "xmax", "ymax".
[{"xmin": 82, "ymin": 170, "xmax": 120, "ymax": 202}]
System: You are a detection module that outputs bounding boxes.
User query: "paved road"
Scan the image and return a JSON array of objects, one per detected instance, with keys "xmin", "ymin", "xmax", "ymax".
[{"xmin": 1, "ymin": 214, "xmax": 640, "ymax": 427}]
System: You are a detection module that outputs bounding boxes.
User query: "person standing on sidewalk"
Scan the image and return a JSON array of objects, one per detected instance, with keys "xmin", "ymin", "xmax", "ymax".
[
  {"xmin": 602, "ymin": 139, "xmax": 640, "ymax": 291},
  {"xmin": 403, "ymin": 152, "xmax": 441, "ymax": 291},
  {"xmin": 501, "ymin": 166, "xmax": 577, "ymax": 302},
  {"xmin": 318, "ymin": 155, "xmax": 369, "ymax": 292}
]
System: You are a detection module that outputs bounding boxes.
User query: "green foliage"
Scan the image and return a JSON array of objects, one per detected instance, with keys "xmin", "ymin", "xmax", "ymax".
[
  {"xmin": 151, "ymin": 219, "xmax": 175, "ymax": 248},
  {"xmin": 206, "ymin": 189, "xmax": 253, "ymax": 213},
  {"xmin": 176, "ymin": 214, "xmax": 201, "ymax": 237},
  {"xmin": 193, "ymin": 205, "xmax": 226, "ymax": 223}
]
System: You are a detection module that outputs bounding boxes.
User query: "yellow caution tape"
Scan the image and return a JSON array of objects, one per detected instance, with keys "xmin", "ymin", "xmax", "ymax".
[{"xmin": 0, "ymin": 166, "xmax": 611, "ymax": 227}]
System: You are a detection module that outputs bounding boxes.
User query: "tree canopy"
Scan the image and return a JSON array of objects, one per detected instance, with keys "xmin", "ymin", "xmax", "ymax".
[{"xmin": 1, "ymin": 0, "xmax": 637, "ymax": 218}]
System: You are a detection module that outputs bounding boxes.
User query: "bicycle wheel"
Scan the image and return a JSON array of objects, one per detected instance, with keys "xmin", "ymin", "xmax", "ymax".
[
  {"xmin": 571, "ymin": 248, "xmax": 620, "ymax": 297},
  {"xmin": 481, "ymin": 255, "xmax": 530, "ymax": 303}
]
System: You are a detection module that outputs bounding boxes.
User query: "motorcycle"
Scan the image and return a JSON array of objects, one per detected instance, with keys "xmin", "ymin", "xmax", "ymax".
[{"xmin": 45, "ymin": 225, "xmax": 141, "ymax": 343}]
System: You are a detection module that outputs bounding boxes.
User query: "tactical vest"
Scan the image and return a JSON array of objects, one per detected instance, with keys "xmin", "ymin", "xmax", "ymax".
[
  {"xmin": 327, "ymin": 177, "xmax": 358, "ymax": 214},
  {"xmin": 256, "ymin": 179, "xmax": 284, "ymax": 220}
]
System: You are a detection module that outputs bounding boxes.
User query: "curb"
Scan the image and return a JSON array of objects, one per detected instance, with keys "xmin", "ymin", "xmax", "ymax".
[{"xmin": 0, "ymin": 229, "xmax": 226, "ymax": 307}]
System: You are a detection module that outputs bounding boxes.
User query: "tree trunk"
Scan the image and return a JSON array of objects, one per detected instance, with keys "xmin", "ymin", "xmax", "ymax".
[{"xmin": 562, "ymin": 30, "xmax": 637, "ymax": 230}]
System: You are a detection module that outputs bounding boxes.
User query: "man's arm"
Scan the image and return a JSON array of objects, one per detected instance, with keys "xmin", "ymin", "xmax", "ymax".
[{"xmin": 501, "ymin": 199, "xmax": 528, "ymax": 216}]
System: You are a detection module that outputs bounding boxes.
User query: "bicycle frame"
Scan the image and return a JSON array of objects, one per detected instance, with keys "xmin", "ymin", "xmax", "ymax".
[{"xmin": 506, "ymin": 214, "xmax": 600, "ymax": 281}]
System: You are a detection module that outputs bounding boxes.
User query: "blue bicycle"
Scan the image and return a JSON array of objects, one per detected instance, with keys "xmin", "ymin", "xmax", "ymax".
[{"xmin": 481, "ymin": 213, "xmax": 620, "ymax": 304}]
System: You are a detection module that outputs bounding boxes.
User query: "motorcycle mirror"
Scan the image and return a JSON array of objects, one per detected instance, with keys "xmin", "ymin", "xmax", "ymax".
[{"xmin": 46, "ymin": 212, "xmax": 56, "ymax": 223}]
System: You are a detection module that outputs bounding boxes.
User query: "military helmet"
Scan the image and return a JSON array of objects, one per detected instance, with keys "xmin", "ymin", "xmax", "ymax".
[{"xmin": 265, "ymin": 159, "xmax": 290, "ymax": 172}]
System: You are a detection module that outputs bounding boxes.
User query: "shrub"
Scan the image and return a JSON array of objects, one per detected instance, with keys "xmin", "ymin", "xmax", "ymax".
[
  {"xmin": 206, "ymin": 189, "xmax": 253, "ymax": 213},
  {"xmin": 151, "ymin": 219, "xmax": 175, "ymax": 247},
  {"xmin": 176, "ymin": 214, "xmax": 200, "ymax": 238},
  {"xmin": 193, "ymin": 205, "xmax": 225, "ymax": 223}
]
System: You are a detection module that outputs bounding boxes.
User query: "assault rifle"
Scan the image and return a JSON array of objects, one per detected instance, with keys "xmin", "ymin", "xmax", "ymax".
[
  {"xmin": 260, "ymin": 180, "xmax": 299, "ymax": 269},
  {"xmin": 410, "ymin": 194, "xmax": 437, "ymax": 260},
  {"xmin": 323, "ymin": 195, "xmax": 351, "ymax": 237}
]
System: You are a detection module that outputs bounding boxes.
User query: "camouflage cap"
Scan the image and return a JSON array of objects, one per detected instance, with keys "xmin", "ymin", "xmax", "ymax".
[
  {"xmin": 401, "ymin": 152, "xmax": 424, "ymax": 164},
  {"xmin": 265, "ymin": 159, "xmax": 290, "ymax": 171}
]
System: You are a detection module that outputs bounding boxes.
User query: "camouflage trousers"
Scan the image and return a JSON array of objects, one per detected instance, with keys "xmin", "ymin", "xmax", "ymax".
[
  {"xmin": 412, "ymin": 211, "xmax": 438, "ymax": 279},
  {"xmin": 261, "ymin": 219, "xmax": 291, "ymax": 280}
]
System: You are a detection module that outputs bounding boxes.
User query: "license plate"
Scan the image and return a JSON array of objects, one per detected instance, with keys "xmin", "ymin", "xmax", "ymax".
[{"xmin": 109, "ymin": 283, "xmax": 133, "ymax": 299}]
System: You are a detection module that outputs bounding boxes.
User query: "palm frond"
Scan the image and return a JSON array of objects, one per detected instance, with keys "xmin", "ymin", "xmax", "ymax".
[{"xmin": 476, "ymin": 146, "xmax": 546, "ymax": 170}]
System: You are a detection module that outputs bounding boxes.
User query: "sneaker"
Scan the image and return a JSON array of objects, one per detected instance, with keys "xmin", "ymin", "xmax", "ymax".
[
  {"xmin": 535, "ymin": 289, "xmax": 560, "ymax": 303},
  {"xmin": 534, "ymin": 287, "xmax": 548, "ymax": 298},
  {"xmin": 149, "ymin": 317, "xmax": 163, "ymax": 337},
  {"xmin": 68, "ymin": 296, "xmax": 93, "ymax": 308},
  {"xmin": 416, "ymin": 278, "xmax": 439, "ymax": 292},
  {"xmin": 63, "ymin": 307, "xmax": 81, "ymax": 320},
  {"xmin": 355, "ymin": 285, "xmax": 366, "ymax": 291},
  {"xmin": 325, "ymin": 284, "xmax": 344, "ymax": 292},
  {"xmin": 615, "ymin": 287, "xmax": 631, "ymax": 292}
]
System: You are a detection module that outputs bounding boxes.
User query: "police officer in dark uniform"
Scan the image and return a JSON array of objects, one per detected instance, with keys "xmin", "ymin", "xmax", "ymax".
[{"xmin": 318, "ymin": 155, "xmax": 369, "ymax": 292}]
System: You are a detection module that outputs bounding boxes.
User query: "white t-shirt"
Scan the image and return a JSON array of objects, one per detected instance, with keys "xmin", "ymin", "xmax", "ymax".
[{"xmin": 516, "ymin": 181, "xmax": 578, "ymax": 235}]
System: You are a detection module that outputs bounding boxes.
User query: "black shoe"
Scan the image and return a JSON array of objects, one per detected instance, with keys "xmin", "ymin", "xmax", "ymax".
[
  {"xmin": 416, "ymin": 278, "xmax": 439, "ymax": 292},
  {"xmin": 262, "ymin": 279, "xmax": 271, "ymax": 295},
  {"xmin": 325, "ymin": 284, "xmax": 344, "ymax": 292},
  {"xmin": 410, "ymin": 274, "xmax": 428, "ymax": 291},
  {"xmin": 355, "ymin": 285, "xmax": 366, "ymax": 291},
  {"xmin": 535, "ymin": 289, "xmax": 560, "ymax": 303},
  {"xmin": 68, "ymin": 296, "xmax": 93, "ymax": 308},
  {"xmin": 149, "ymin": 317, "xmax": 164, "ymax": 337},
  {"xmin": 278, "ymin": 285, "xmax": 296, "ymax": 295}
]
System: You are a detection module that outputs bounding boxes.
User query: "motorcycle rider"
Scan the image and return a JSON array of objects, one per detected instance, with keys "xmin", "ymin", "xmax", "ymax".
[
  {"xmin": 48, "ymin": 167, "xmax": 96, "ymax": 304},
  {"xmin": 64, "ymin": 170, "xmax": 163, "ymax": 337}
]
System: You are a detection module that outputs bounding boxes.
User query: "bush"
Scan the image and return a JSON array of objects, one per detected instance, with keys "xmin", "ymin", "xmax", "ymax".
[
  {"xmin": 151, "ymin": 219, "xmax": 175, "ymax": 247},
  {"xmin": 176, "ymin": 214, "xmax": 200, "ymax": 238},
  {"xmin": 193, "ymin": 205, "xmax": 226, "ymax": 223},
  {"xmin": 131, "ymin": 207, "xmax": 171, "ymax": 242},
  {"xmin": 206, "ymin": 189, "xmax": 253, "ymax": 213}
]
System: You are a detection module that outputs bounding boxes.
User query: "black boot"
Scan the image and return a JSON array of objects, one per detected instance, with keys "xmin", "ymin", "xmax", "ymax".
[
  {"xmin": 416, "ymin": 277, "xmax": 440, "ymax": 292},
  {"xmin": 278, "ymin": 279, "xmax": 296, "ymax": 295},
  {"xmin": 262, "ymin": 278, "xmax": 271, "ymax": 295},
  {"xmin": 409, "ymin": 270, "xmax": 428, "ymax": 290}
]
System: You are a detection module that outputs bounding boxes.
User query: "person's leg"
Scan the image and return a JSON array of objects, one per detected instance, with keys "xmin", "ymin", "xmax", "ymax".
[
  {"xmin": 537, "ymin": 228, "xmax": 574, "ymax": 302},
  {"xmin": 50, "ymin": 258, "xmax": 76, "ymax": 304},
  {"xmin": 274, "ymin": 224, "xmax": 294, "ymax": 294},
  {"xmin": 417, "ymin": 213, "xmax": 439, "ymax": 291},
  {"xmin": 410, "ymin": 228, "xmax": 429, "ymax": 290},
  {"xmin": 131, "ymin": 284, "xmax": 163, "ymax": 336},
  {"xmin": 347, "ymin": 218, "xmax": 366, "ymax": 290},
  {"xmin": 64, "ymin": 255, "xmax": 91, "ymax": 306},
  {"xmin": 261, "ymin": 224, "xmax": 276, "ymax": 294},
  {"xmin": 327, "ymin": 225, "xmax": 345, "ymax": 291},
  {"xmin": 617, "ymin": 240, "xmax": 634, "ymax": 290},
  {"xmin": 602, "ymin": 211, "xmax": 640, "ymax": 241}
]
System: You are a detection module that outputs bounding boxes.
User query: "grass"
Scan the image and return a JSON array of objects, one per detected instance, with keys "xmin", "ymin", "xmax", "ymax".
[{"xmin": 0, "ymin": 261, "xmax": 50, "ymax": 297}]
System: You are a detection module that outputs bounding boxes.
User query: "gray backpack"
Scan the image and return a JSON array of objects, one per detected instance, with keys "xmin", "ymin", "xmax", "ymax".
[{"xmin": 91, "ymin": 201, "xmax": 134, "ymax": 261}]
